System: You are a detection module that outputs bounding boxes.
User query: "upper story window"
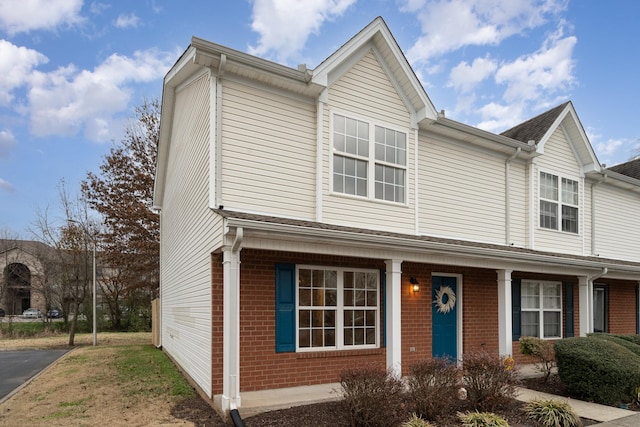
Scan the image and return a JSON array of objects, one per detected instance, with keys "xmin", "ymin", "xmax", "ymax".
[
  {"xmin": 333, "ymin": 114, "xmax": 406, "ymax": 203},
  {"xmin": 297, "ymin": 266, "xmax": 379, "ymax": 351},
  {"xmin": 539, "ymin": 172, "xmax": 578, "ymax": 233}
]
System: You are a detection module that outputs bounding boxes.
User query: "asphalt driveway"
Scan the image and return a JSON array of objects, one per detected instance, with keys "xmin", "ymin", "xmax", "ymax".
[{"xmin": 0, "ymin": 349, "xmax": 69, "ymax": 402}]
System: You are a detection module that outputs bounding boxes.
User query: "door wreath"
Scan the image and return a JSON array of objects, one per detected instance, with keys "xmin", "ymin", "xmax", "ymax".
[{"xmin": 433, "ymin": 285, "xmax": 456, "ymax": 314}]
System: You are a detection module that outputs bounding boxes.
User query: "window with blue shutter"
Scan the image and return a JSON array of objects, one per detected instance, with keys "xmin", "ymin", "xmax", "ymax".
[{"xmin": 275, "ymin": 263, "xmax": 296, "ymax": 353}]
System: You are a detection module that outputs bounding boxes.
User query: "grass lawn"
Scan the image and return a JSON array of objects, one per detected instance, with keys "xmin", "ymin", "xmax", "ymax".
[{"xmin": 0, "ymin": 332, "xmax": 198, "ymax": 426}]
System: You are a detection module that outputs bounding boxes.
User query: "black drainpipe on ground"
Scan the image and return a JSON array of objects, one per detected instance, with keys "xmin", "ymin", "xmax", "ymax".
[{"xmin": 230, "ymin": 409, "xmax": 245, "ymax": 427}]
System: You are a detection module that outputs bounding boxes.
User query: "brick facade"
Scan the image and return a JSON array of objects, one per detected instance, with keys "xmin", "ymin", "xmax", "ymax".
[{"xmin": 210, "ymin": 249, "xmax": 639, "ymax": 393}]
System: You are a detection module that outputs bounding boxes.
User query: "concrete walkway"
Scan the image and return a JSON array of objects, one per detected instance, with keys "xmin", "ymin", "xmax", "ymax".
[{"xmin": 236, "ymin": 365, "xmax": 640, "ymax": 425}]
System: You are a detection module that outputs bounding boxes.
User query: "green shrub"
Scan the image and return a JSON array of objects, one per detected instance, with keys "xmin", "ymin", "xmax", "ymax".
[
  {"xmin": 589, "ymin": 333, "xmax": 640, "ymax": 357},
  {"xmin": 613, "ymin": 334, "xmax": 640, "ymax": 347},
  {"xmin": 525, "ymin": 399, "xmax": 581, "ymax": 427},
  {"xmin": 339, "ymin": 364, "xmax": 405, "ymax": 427},
  {"xmin": 462, "ymin": 351, "xmax": 519, "ymax": 411},
  {"xmin": 401, "ymin": 413, "xmax": 434, "ymax": 427},
  {"xmin": 554, "ymin": 336, "xmax": 640, "ymax": 405},
  {"xmin": 457, "ymin": 411, "xmax": 509, "ymax": 427},
  {"xmin": 407, "ymin": 357, "xmax": 460, "ymax": 420},
  {"xmin": 519, "ymin": 336, "xmax": 556, "ymax": 382}
]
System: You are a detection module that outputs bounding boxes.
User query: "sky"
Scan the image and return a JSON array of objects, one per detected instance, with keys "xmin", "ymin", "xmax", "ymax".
[{"xmin": 1, "ymin": 0, "xmax": 639, "ymax": 238}]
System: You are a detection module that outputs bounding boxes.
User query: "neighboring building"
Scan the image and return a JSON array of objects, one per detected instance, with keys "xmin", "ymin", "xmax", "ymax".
[
  {"xmin": 153, "ymin": 17, "xmax": 640, "ymax": 414},
  {"xmin": 0, "ymin": 240, "xmax": 49, "ymax": 314}
]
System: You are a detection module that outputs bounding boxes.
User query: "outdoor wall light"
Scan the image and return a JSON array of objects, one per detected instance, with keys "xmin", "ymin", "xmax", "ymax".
[{"xmin": 409, "ymin": 276, "xmax": 420, "ymax": 293}]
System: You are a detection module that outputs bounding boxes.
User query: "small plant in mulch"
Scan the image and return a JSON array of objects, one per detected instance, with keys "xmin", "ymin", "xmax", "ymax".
[
  {"xmin": 462, "ymin": 351, "xmax": 519, "ymax": 411},
  {"xmin": 524, "ymin": 398, "xmax": 582, "ymax": 427},
  {"xmin": 407, "ymin": 357, "xmax": 460, "ymax": 420},
  {"xmin": 520, "ymin": 336, "xmax": 556, "ymax": 382},
  {"xmin": 339, "ymin": 364, "xmax": 406, "ymax": 427},
  {"xmin": 401, "ymin": 413, "xmax": 434, "ymax": 427},
  {"xmin": 457, "ymin": 411, "xmax": 509, "ymax": 427}
]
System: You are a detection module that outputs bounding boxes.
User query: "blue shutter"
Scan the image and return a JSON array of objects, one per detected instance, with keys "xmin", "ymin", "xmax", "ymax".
[
  {"xmin": 512, "ymin": 279, "xmax": 521, "ymax": 341},
  {"xmin": 636, "ymin": 286, "xmax": 639, "ymax": 335},
  {"xmin": 381, "ymin": 271, "xmax": 386, "ymax": 347},
  {"xmin": 565, "ymin": 282, "xmax": 574, "ymax": 337},
  {"xmin": 275, "ymin": 263, "xmax": 296, "ymax": 353}
]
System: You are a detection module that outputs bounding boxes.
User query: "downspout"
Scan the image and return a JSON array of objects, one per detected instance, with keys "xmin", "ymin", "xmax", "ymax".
[
  {"xmin": 587, "ymin": 267, "xmax": 608, "ymax": 333},
  {"xmin": 505, "ymin": 147, "xmax": 521, "ymax": 245},
  {"xmin": 229, "ymin": 226, "xmax": 243, "ymax": 421},
  {"xmin": 590, "ymin": 173, "xmax": 607, "ymax": 256},
  {"xmin": 315, "ymin": 96, "xmax": 324, "ymax": 222},
  {"xmin": 215, "ymin": 54, "xmax": 226, "ymax": 208}
]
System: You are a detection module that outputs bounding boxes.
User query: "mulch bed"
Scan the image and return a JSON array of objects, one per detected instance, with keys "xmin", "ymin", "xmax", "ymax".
[{"xmin": 172, "ymin": 373, "xmax": 633, "ymax": 426}]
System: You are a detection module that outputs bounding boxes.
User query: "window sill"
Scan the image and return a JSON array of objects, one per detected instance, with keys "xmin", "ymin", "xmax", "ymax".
[{"xmin": 296, "ymin": 348, "xmax": 383, "ymax": 359}]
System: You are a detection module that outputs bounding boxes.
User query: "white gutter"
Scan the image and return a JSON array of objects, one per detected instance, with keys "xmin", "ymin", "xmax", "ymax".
[
  {"xmin": 228, "ymin": 226, "xmax": 243, "ymax": 411},
  {"xmin": 505, "ymin": 147, "xmax": 521, "ymax": 245}
]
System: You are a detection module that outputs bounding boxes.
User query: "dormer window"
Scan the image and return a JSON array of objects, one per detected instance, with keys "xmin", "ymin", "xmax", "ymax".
[
  {"xmin": 332, "ymin": 113, "xmax": 406, "ymax": 203},
  {"xmin": 539, "ymin": 172, "xmax": 579, "ymax": 233}
]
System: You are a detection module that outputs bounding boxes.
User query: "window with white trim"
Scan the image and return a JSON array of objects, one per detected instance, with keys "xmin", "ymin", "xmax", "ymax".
[
  {"xmin": 539, "ymin": 172, "xmax": 579, "ymax": 233},
  {"xmin": 297, "ymin": 266, "xmax": 379, "ymax": 351},
  {"xmin": 521, "ymin": 280, "xmax": 562, "ymax": 339},
  {"xmin": 333, "ymin": 114, "xmax": 406, "ymax": 203}
]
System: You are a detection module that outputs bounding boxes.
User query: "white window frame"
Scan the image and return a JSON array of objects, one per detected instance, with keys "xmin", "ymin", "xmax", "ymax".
[
  {"xmin": 331, "ymin": 112, "xmax": 407, "ymax": 204},
  {"xmin": 296, "ymin": 265, "xmax": 380, "ymax": 352},
  {"xmin": 521, "ymin": 280, "xmax": 563, "ymax": 340},
  {"xmin": 539, "ymin": 171, "xmax": 579, "ymax": 233}
]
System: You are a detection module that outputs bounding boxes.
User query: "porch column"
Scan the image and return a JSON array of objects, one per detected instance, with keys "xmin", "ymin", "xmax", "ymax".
[
  {"xmin": 385, "ymin": 259, "xmax": 402, "ymax": 377},
  {"xmin": 221, "ymin": 240, "xmax": 242, "ymax": 411},
  {"xmin": 578, "ymin": 276, "xmax": 591, "ymax": 337},
  {"xmin": 496, "ymin": 270, "xmax": 513, "ymax": 356}
]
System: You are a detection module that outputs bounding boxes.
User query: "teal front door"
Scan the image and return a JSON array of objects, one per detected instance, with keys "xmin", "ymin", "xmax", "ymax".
[{"xmin": 432, "ymin": 275, "xmax": 458, "ymax": 360}]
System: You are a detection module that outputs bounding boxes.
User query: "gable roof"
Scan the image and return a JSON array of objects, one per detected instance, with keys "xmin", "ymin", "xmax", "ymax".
[
  {"xmin": 311, "ymin": 16, "xmax": 438, "ymax": 127},
  {"xmin": 502, "ymin": 101, "xmax": 601, "ymax": 174},
  {"xmin": 501, "ymin": 102, "xmax": 569, "ymax": 144}
]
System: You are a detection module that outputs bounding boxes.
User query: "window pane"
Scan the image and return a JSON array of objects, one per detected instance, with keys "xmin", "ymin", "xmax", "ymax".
[
  {"xmin": 543, "ymin": 311, "xmax": 561, "ymax": 337},
  {"xmin": 562, "ymin": 178, "xmax": 578, "ymax": 205},
  {"xmin": 522, "ymin": 282, "xmax": 540, "ymax": 309},
  {"xmin": 334, "ymin": 114, "xmax": 345, "ymax": 132},
  {"xmin": 521, "ymin": 311, "xmax": 539, "ymax": 337},
  {"xmin": 366, "ymin": 310, "xmax": 376, "ymax": 326},
  {"xmin": 540, "ymin": 172, "xmax": 558, "ymax": 200},
  {"xmin": 346, "ymin": 117, "xmax": 357, "ymax": 136},
  {"xmin": 312, "ymin": 329, "xmax": 324, "ymax": 347},
  {"xmin": 299, "ymin": 310, "xmax": 310, "ymax": 328},
  {"xmin": 540, "ymin": 200, "xmax": 558, "ymax": 230},
  {"xmin": 366, "ymin": 328, "xmax": 376, "ymax": 345},
  {"xmin": 543, "ymin": 284, "xmax": 561, "ymax": 309},
  {"xmin": 358, "ymin": 121, "xmax": 369, "ymax": 141},
  {"xmin": 334, "ymin": 133, "xmax": 345, "ymax": 151},
  {"xmin": 344, "ymin": 328, "xmax": 353, "ymax": 345},
  {"xmin": 366, "ymin": 290, "xmax": 377, "ymax": 306},
  {"xmin": 324, "ymin": 311, "xmax": 335, "ymax": 327},
  {"xmin": 299, "ymin": 288, "xmax": 311, "ymax": 306},
  {"xmin": 562, "ymin": 205, "xmax": 578, "ymax": 233},
  {"xmin": 325, "ymin": 329, "xmax": 335, "ymax": 346},
  {"xmin": 299, "ymin": 329, "xmax": 310, "ymax": 347}
]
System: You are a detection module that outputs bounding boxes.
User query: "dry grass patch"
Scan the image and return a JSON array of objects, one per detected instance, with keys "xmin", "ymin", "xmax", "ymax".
[{"xmin": 0, "ymin": 333, "xmax": 196, "ymax": 426}]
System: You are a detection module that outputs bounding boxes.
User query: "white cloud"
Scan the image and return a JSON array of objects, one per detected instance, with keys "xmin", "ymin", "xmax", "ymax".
[
  {"xmin": 0, "ymin": 40, "xmax": 48, "ymax": 105},
  {"xmin": 248, "ymin": 0, "xmax": 356, "ymax": 63},
  {"xmin": 0, "ymin": 177, "xmax": 15, "ymax": 192},
  {"xmin": 495, "ymin": 27, "xmax": 576, "ymax": 103},
  {"xmin": 114, "ymin": 13, "xmax": 140, "ymax": 29},
  {"xmin": 401, "ymin": 0, "xmax": 569, "ymax": 65},
  {"xmin": 476, "ymin": 101, "xmax": 525, "ymax": 132},
  {"xmin": 0, "ymin": 0, "xmax": 84, "ymax": 35},
  {"xmin": 27, "ymin": 49, "xmax": 175, "ymax": 142},
  {"xmin": 0, "ymin": 129, "xmax": 16, "ymax": 159},
  {"xmin": 448, "ymin": 56, "xmax": 497, "ymax": 93}
]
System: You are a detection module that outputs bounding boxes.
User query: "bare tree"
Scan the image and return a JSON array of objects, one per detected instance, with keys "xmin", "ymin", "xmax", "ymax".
[{"xmin": 30, "ymin": 181, "xmax": 99, "ymax": 345}]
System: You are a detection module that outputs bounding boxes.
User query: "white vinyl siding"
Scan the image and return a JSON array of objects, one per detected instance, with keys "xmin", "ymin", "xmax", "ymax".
[
  {"xmin": 221, "ymin": 79, "xmax": 316, "ymax": 218},
  {"xmin": 534, "ymin": 127, "xmax": 584, "ymax": 254},
  {"xmin": 323, "ymin": 50, "xmax": 415, "ymax": 233},
  {"xmin": 160, "ymin": 71, "xmax": 217, "ymax": 397},
  {"xmin": 418, "ymin": 132, "xmax": 507, "ymax": 243},
  {"xmin": 593, "ymin": 182, "xmax": 640, "ymax": 262}
]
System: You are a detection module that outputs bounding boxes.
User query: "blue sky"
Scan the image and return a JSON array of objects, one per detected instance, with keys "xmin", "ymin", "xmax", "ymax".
[{"xmin": 1, "ymin": 0, "xmax": 639, "ymax": 237}]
